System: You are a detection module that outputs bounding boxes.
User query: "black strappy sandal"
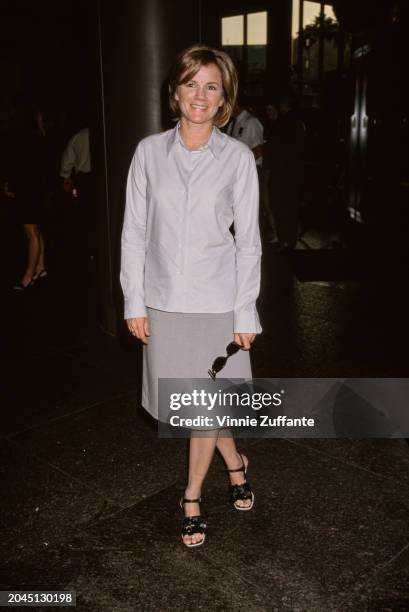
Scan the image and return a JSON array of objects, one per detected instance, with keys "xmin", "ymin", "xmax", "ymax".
[
  {"xmin": 180, "ymin": 497, "xmax": 207, "ymax": 548},
  {"xmin": 226, "ymin": 452, "xmax": 255, "ymax": 511},
  {"xmin": 12, "ymin": 278, "xmax": 36, "ymax": 291}
]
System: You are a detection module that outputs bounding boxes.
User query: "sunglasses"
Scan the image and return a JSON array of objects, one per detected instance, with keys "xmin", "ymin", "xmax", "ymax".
[{"xmin": 208, "ymin": 342, "xmax": 241, "ymax": 380}]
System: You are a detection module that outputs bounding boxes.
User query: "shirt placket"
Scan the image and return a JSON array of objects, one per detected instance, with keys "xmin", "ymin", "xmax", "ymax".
[{"xmin": 178, "ymin": 148, "xmax": 194, "ymax": 277}]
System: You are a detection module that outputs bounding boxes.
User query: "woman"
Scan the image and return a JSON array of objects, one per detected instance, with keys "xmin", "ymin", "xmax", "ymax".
[
  {"xmin": 11, "ymin": 110, "xmax": 54, "ymax": 290},
  {"xmin": 120, "ymin": 45, "xmax": 262, "ymax": 547}
]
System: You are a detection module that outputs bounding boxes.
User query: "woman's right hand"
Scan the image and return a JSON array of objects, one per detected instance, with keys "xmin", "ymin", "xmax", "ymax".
[{"xmin": 126, "ymin": 317, "xmax": 150, "ymax": 344}]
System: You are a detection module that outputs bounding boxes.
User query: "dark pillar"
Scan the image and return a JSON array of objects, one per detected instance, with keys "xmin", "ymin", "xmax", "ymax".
[
  {"xmin": 266, "ymin": 0, "xmax": 292, "ymax": 100},
  {"xmin": 94, "ymin": 0, "xmax": 201, "ymax": 335}
]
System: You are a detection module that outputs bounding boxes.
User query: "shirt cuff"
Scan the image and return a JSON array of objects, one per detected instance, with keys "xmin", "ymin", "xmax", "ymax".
[
  {"xmin": 124, "ymin": 300, "xmax": 148, "ymax": 320},
  {"xmin": 233, "ymin": 307, "xmax": 262, "ymax": 334}
]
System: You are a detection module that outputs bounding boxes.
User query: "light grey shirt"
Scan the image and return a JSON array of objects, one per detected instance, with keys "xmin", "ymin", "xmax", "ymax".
[
  {"xmin": 59, "ymin": 128, "xmax": 91, "ymax": 178},
  {"xmin": 120, "ymin": 124, "xmax": 262, "ymax": 333}
]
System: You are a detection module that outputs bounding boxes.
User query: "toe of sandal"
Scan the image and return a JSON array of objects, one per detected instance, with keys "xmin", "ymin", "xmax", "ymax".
[
  {"xmin": 230, "ymin": 481, "xmax": 255, "ymax": 511},
  {"xmin": 181, "ymin": 515, "xmax": 207, "ymax": 547}
]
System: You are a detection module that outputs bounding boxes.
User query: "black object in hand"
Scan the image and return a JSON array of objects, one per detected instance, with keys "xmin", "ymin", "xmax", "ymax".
[{"xmin": 208, "ymin": 342, "xmax": 241, "ymax": 380}]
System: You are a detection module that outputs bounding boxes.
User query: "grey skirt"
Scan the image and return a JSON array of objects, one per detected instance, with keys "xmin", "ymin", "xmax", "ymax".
[{"xmin": 142, "ymin": 307, "xmax": 252, "ymax": 421}]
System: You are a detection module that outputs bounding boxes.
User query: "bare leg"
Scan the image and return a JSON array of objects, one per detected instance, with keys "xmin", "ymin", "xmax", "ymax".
[
  {"xmin": 33, "ymin": 231, "xmax": 47, "ymax": 277},
  {"xmin": 183, "ymin": 431, "xmax": 218, "ymax": 546},
  {"xmin": 21, "ymin": 224, "xmax": 41, "ymax": 286},
  {"xmin": 216, "ymin": 430, "xmax": 251, "ymax": 508}
]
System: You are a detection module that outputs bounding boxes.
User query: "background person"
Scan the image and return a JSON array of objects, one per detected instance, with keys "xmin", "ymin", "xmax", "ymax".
[
  {"xmin": 227, "ymin": 93, "xmax": 270, "ymax": 237},
  {"xmin": 11, "ymin": 108, "xmax": 60, "ymax": 290},
  {"xmin": 226, "ymin": 93, "xmax": 264, "ymax": 165},
  {"xmin": 120, "ymin": 45, "xmax": 262, "ymax": 548},
  {"xmin": 59, "ymin": 126, "xmax": 94, "ymax": 266},
  {"xmin": 59, "ymin": 126, "xmax": 91, "ymax": 195}
]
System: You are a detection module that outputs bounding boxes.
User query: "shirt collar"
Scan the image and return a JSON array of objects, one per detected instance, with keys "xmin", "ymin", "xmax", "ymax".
[{"xmin": 166, "ymin": 123, "xmax": 226, "ymax": 159}]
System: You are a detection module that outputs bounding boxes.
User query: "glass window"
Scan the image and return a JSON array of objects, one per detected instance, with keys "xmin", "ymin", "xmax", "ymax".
[
  {"xmin": 323, "ymin": 4, "xmax": 338, "ymax": 73},
  {"xmin": 303, "ymin": 0, "xmax": 320, "ymax": 29},
  {"xmin": 324, "ymin": 4, "xmax": 336, "ymax": 21},
  {"xmin": 222, "ymin": 15, "xmax": 244, "ymax": 64},
  {"xmin": 247, "ymin": 11, "xmax": 267, "ymax": 45},
  {"xmin": 222, "ymin": 15, "xmax": 244, "ymax": 46},
  {"xmin": 292, "ymin": 1, "xmax": 300, "ymax": 39},
  {"xmin": 246, "ymin": 12, "xmax": 267, "ymax": 96},
  {"xmin": 292, "ymin": 1, "xmax": 352, "ymax": 104},
  {"xmin": 221, "ymin": 12, "xmax": 267, "ymax": 97},
  {"xmin": 291, "ymin": 0, "xmax": 300, "ymax": 64},
  {"xmin": 302, "ymin": 1, "xmax": 320, "ymax": 82}
]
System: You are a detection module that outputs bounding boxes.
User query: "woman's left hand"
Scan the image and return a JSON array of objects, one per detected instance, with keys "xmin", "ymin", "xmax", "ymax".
[{"xmin": 234, "ymin": 333, "xmax": 256, "ymax": 350}]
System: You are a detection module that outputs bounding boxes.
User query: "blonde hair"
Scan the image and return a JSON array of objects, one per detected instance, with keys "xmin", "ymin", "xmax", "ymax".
[{"xmin": 168, "ymin": 44, "xmax": 238, "ymax": 128}]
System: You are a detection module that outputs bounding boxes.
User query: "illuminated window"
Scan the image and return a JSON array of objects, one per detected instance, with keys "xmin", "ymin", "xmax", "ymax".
[
  {"xmin": 324, "ymin": 4, "xmax": 336, "ymax": 21},
  {"xmin": 221, "ymin": 11, "xmax": 267, "ymax": 96},
  {"xmin": 302, "ymin": 1, "xmax": 320, "ymax": 81},
  {"xmin": 291, "ymin": 0, "xmax": 300, "ymax": 66},
  {"xmin": 323, "ymin": 4, "xmax": 339, "ymax": 73},
  {"xmin": 247, "ymin": 12, "xmax": 267, "ymax": 46},
  {"xmin": 292, "ymin": 0, "xmax": 351, "ymax": 100},
  {"xmin": 222, "ymin": 15, "xmax": 244, "ymax": 46},
  {"xmin": 303, "ymin": 1, "xmax": 320, "ymax": 29}
]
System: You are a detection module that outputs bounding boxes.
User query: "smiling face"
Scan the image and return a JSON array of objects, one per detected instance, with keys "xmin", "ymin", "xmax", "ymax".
[{"xmin": 174, "ymin": 63, "xmax": 224, "ymax": 128}]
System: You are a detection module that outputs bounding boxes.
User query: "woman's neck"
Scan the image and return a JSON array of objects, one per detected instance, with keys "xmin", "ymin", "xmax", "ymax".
[{"xmin": 179, "ymin": 119, "xmax": 213, "ymax": 151}]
